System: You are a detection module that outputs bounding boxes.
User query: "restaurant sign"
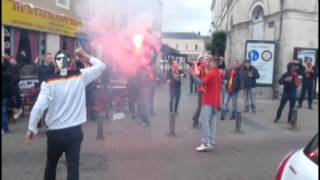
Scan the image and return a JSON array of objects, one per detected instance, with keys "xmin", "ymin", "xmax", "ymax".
[{"xmin": 2, "ymin": 0, "xmax": 83, "ymax": 37}]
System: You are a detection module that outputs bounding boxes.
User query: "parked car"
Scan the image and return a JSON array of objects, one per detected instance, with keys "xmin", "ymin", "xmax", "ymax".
[{"xmin": 275, "ymin": 133, "xmax": 318, "ymax": 180}]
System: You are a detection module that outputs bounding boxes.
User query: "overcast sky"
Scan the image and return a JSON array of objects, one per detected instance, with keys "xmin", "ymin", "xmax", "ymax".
[{"xmin": 161, "ymin": 0, "xmax": 213, "ymax": 36}]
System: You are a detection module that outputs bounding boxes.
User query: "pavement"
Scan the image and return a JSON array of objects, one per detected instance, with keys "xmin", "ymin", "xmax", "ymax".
[{"xmin": 2, "ymin": 79, "xmax": 318, "ymax": 180}]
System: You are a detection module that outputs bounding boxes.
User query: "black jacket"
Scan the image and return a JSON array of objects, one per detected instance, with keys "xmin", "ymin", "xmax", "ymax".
[
  {"xmin": 301, "ymin": 65, "xmax": 317, "ymax": 84},
  {"xmin": 33, "ymin": 63, "xmax": 55, "ymax": 84},
  {"xmin": 279, "ymin": 63, "xmax": 298, "ymax": 93},
  {"xmin": 2, "ymin": 60, "xmax": 14, "ymax": 99},
  {"xmin": 239, "ymin": 65, "xmax": 260, "ymax": 89},
  {"xmin": 224, "ymin": 68, "xmax": 241, "ymax": 92},
  {"xmin": 166, "ymin": 68, "xmax": 183, "ymax": 88}
]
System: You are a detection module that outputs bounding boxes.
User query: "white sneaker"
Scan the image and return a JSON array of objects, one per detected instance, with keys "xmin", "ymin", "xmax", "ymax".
[
  {"xmin": 13, "ymin": 108, "xmax": 23, "ymax": 119},
  {"xmin": 196, "ymin": 144, "xmax": 211, "ymax": 152},
  {"xmin": 208, "ymin": 143, "xmax": 215, "ymax": 150}
]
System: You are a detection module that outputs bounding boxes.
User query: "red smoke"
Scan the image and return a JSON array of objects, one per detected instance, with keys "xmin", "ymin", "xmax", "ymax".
[{"xmin": 82, "ymin": 17, "xmax": 161, "ymax": 76}]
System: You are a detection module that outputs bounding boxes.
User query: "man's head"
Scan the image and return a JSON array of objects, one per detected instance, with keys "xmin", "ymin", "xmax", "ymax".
[
  {"xmin": 20, "ymin": 50, "xmax": 26, "ymax": 57},
  {"xmin": 54, "ymin": 50, "xmax": 70, "ymax": 75},
  {"xmin": 244, "ymin": 60, "xmax": 251, "ymax": 68},
  {"xmin": 171, "ymin": 60, "xmax": 178, "ymax": 69},
  {"xmin": 9, "ymin": 56, "xmax": 17, "ymax": 65},
  {"xmin": 232, "ymin": 60, "xmax": 240, "ymax": 69},
  {"xmin": 44, "ymin": 53, "xmax": 53, "ymax": 65},
  {"xmin": 208, "ymin": 58, "xmax": 218, "ymax": 69},
  {"xmin": 305, "ymin": 57, "xmax": 312, "ymax": 64}
]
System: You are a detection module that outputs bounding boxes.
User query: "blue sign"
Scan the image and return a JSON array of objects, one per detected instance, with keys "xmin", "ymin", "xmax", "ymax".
[{"xmin": 248, "ymin": 50, "xmax": 259, "ymax": 61}]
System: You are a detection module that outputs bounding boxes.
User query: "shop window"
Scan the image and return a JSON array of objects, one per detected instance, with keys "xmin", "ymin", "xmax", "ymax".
[
  {"xmin": 195, "ymin": 44, "xmax": 198, "ymax": 51},
  {"xmin": 185, "ymin": 44, "xmax": 188, "ymax": 50},
  {"xmin": 4, "ymin": 26, "xmax": 11, "ymax": 55},
  {"xmin": 176, "ymin": 44, "xmax": 179, "ymax": 50},
  {"xmin": 17, "ymin": 30, "xmax": 32, "ymax": 65}
]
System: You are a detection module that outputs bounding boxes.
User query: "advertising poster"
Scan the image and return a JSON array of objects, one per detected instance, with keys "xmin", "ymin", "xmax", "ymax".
[{"xmin": 245, "ymin": 40, "xmax": 276, "ymax": 85}]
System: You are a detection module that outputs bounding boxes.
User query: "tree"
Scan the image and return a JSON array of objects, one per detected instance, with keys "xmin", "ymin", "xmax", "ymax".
[{"xmin": 206, "ymin": 31, "xmax": 226, "ymax": 57}]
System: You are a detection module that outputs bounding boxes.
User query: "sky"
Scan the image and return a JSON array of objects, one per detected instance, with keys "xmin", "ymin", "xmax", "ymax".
[{"xmin": 161, "ymin": 0, "xmax": 213, "ymax": 36}]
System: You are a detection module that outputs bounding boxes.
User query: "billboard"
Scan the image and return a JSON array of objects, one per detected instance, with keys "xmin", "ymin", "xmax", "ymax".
[{"xmin": 245, "ymin": 40, "xmax": 276, "ymax": 86}]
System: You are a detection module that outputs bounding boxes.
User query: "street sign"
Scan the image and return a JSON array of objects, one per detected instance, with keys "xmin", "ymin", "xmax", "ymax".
[{"xmin": 245, "ymin": 40, "xmax": 276, "ymax": 86}]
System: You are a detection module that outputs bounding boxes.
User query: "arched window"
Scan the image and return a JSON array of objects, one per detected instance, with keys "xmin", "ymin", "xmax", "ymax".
[
  {"xmin": 252, "ymin": 5, "xmax": 264, "ymax": 40},
  {"xmin": 252, "ymin": 5, "xmax": 264, "ymax": 21}
]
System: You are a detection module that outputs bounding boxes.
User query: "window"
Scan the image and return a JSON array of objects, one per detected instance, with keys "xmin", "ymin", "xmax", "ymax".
[
  {"xmin": 195, "ymin": 44, "xmax": 198, "ymax": 50},
  {"xmin": 185, "ymin": 44, "xmax": 188, "ymax": 50},
  {"xmin": 252, "ymin": 5, "xmax": 264, "ymax": 21},
  {"xmin": 176, "ymin": 44, "xmax": 179, "ymax": 50},
  {"xmin": 252, "ymin": 5, "xmax": 264, "ymax": 40},
  {"xmin": 56, "ymin": 0, "xmax": 70, "ymax": 9}
]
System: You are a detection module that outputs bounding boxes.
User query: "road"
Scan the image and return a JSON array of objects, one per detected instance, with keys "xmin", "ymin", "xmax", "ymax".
[{"xmin": 2, "ymin": 80, "xmax": 318, "ymax": 180}]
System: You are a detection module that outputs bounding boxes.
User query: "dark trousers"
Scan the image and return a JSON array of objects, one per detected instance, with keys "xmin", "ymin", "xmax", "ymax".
[
  {"xmin": 192, "ymin": 91, "xmax": 202, "ymax": 125},
  {"xmin": 276, "ymin": 91, "xmax": 296, "ymax": 122},
  {"xmin": 13, "ymin": 87, "xmax": 21, "ymax": 109},
  {"xmin": 169, "ymin": 87, "xmax": 181, "ymax": 113},
  {"xmin": 299, "ymin": 83, "xmax": 313, "ymax": 107},
  {"xmin": 138, "ymin": 88, "xmax": 151, "ymax": 124},
  {"xmin": 44, "ymin": 125, "xmax": 83, "ymax": 180},
  {"xmin": 189, "ymin": 76, "xmax": 194, "ymax": 94},
  {"xmin": 128, "ymin": 93, "xmax": 137, "ymax": 115},
  {"xmin": 149, "ymin": 84, "xmax": 155, "ymax": 114}
]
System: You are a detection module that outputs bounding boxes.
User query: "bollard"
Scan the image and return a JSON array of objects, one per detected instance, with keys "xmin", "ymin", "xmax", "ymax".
[
  {"xmin": 235, "ymin": 112, "xmax": 242, "ymax": 132},
  {"xmin": 168, "ymin": 113, "xmax": 176, "ymax": 136},
  {"xmin": 96, "ymin": 113, "xmax": 105, "ymax": 140},
  {"xmin": 290, "ymin": 108, "xmax": 298, "ymax": 131}
]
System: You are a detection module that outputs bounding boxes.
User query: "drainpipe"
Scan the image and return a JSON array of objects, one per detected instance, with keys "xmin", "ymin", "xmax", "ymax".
[{"xmin": 273, "ymin": 0, "xmax": 284, "ymax": 99}]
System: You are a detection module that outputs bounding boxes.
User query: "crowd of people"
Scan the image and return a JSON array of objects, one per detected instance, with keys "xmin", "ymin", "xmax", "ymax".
[
  {"xmin": 167, "ymin": 55, "xmax": 316, "ymax": 152},
  {"xmin": 1, "ymin": 46, "xmax": 317, "ymax": 179}
]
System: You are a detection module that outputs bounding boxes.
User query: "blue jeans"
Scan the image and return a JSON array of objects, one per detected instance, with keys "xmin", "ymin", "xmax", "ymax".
[
  {"xmin": 2, "ymin": 98, "xmax": 9, "ymax": 132},
  {"xmin": 222, "ymin": 91, "xmax": 238, "ymax": 117},
  {"xmin": 243, "ymin": 87, "xmax": 256, "ymax": 111},
  {"xmin": 199, "ymin": 105, "xmax": 217, "ymax": 145}
]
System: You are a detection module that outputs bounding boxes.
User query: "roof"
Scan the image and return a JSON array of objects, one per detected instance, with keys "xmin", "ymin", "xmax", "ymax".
[
  {"xmin": 161, "ymin": 44, "xmax": 182, "ymax": 56},
  {"xmin": 161, "ymin": 32, "xmax": 202, "ymax": 40}
]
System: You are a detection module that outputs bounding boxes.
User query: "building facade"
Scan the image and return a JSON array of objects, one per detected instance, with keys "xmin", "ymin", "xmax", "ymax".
[
  {"xmin": 2, "ymin": 0, "xmax": 84, "ymax": 63},
  {"xmin": 161, "ymin": 32, "xmax": 208, "ymax": 60},
  {"xmin": 211, "ymin": 0, "xmax": 318, "ymax": 98}
]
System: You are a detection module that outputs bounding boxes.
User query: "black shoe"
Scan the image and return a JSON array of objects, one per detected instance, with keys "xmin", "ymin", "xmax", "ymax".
[
  {"xmin": 220, "ymin": 115, "xmax": 225, "ymax": 120},
  {"xmin": 230, "ymin": 116, "xmax": 236, "ymax": 120},
  {"xmin": 193, "ymin": 123, "xmax": 200, "ymax": 129},
  {"xmin": 243, "ymin": 109, "xmax": 249, "ymax": 113},
  {"xmin": 308, "ymin": 106, "xmax": 313, "ymax": 110},
  {"xmin": 273, "ymin": 118, "xmax": 279, "ymax": 123},
  {"xmin": 297, "ymin": 104, "xmax": 302, "ymax": 108}
]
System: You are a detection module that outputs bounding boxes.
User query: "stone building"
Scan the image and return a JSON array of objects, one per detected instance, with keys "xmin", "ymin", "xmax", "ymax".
[
  {"xmin": 161, "ymin": 32, "xmax": 208, "ymax": 60},
  {"xmin": 211, "ymin": 0, "xmax": 318, "ymax": 98}
]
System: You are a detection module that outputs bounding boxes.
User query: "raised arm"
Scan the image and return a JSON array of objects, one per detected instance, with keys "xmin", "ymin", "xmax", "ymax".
[{"xmin": 75, "ymin": 48, "xmax": 106, "ymax": 86}]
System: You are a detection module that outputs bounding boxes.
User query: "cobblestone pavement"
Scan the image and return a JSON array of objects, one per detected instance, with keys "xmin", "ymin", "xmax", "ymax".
[{"xmin": 2, "ymin": 80, "xmax": 318, "ymax": 180}]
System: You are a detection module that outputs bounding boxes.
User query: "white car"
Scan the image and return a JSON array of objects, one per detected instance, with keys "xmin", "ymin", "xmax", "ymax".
[{"xmin": 275, "ymin": 133, "xmax": 318, "ymax": 180}]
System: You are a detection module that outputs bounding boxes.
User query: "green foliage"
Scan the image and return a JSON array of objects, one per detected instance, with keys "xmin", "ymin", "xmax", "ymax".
[{"xmin": 206, "ymin": 31, "xmax": 226, "ymax": 57}]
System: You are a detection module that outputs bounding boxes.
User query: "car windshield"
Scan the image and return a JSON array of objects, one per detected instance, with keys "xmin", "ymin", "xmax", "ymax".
[{"xmin": 304, "ymin": 133, "xmax": 318, "ymax": 165}]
